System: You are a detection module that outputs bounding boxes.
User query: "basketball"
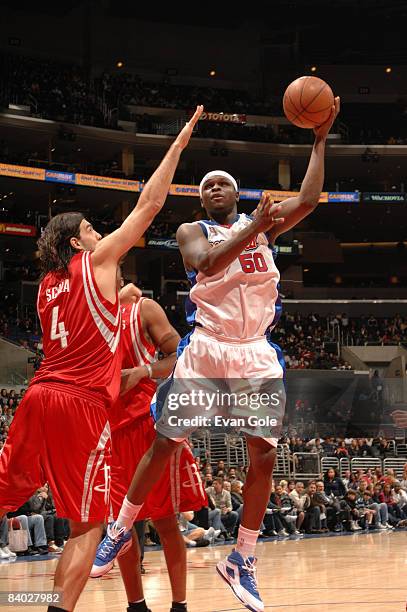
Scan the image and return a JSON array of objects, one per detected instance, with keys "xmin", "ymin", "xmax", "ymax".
[{"xmin": 283, "ymin": 76, "xmax": 335, "ymax": 129}]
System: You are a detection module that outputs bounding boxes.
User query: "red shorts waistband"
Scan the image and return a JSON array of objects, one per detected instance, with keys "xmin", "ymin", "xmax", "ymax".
[{"xmin": 35, "ymin": 382, "xmax": 107, "ymax": 409}]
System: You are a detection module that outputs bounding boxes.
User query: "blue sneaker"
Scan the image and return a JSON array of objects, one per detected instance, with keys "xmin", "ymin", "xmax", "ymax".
[
  {"xmin": 90, "ymin": 522, "xmax": 133, "ymax": 578},
  {"xmin": 216, "ymin": 549, "xmax": 264, "ymax": 612}
]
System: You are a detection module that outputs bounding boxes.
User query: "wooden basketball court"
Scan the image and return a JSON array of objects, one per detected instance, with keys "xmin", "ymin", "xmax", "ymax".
[{"xmin": 1, "ymin": 531, "xmax": 406, "ymax": 611}]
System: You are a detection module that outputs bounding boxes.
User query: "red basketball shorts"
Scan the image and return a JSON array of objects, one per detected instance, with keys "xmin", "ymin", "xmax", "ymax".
[
  {"xmin": 109, "ymin": 412, "xmax": 207, "ymax": 521},
  {"xmin": 0, "ymin": 383, "xmax": 111, "ymax": 522}
]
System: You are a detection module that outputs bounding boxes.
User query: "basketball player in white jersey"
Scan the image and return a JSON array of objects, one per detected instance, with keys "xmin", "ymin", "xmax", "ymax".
[{"xmin": 99, "ymin": 97, "xmax": 340, "ymax": 611}]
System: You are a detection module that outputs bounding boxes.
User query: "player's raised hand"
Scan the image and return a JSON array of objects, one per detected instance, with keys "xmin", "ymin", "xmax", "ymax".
[
  {"xmin": 314, "ymin": 96, "xmax": 340, "ymax": 138},
  {"xmin": 252, "ymin": 193, "xmax": 285, "ymax": 233},
  {"xmin": 174, "ymin": 105, "xmax": 204, "ymax": 150},
  {"xmin": 119, "ymin": 283, "xmax": 142, "ymax": 305}
]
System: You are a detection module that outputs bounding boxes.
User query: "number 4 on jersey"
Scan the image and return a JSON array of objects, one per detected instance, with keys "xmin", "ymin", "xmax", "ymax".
[{"xmin": 50, "ymin": 306, "xmax": 69, "ymax": 348}]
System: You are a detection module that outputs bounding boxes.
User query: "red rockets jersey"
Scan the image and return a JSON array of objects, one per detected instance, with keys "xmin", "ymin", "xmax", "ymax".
[
  {"xmin": 109, "ymin": 299, "xmax": 158, "ymax": 432},
  {"xmin": 33, "ymin": 251, "xmax": 122, "ymax": 405}
]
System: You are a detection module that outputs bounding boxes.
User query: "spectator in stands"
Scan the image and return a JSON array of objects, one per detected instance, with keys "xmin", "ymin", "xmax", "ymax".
[
  {"xmin": 348, "ymin": 439, "xmax": 360, "ymax": 458},
  {"xmin": 289, "ymin": 481, "xmax": 307, "ymax": 531},
  {"xmin": 323, "ymin": 468, "xmax": 347, "ymax": 498},
  {"xmin": 28, "ymin": 485, "xmax": 67, "ymax": 552},
  {"xmin": 358, "ymin": 438, "xmax": 373, "ymax": 457},
  {"xmin": 213, "ymin": 460, "xmax": 226, "ymax": 477},
  {"xmin": 357, "ymin": 485, "xmax": 387, "ymax": 529},
  {"xmin": 287, "ymin": 480, "xmax": 296, "ymax": 493},
  {"xmin": 304, "ymin": 482, "xmax": 323, "ymax": 533},
  {"xmin": 381, "ymin": 483, "xmax": 406, "ymax": 522},
  {"xmin": 321, "ymin": 437, "xmax": 336, "ymax": 457},
  {"xmin": 342, "ymin": 490, "xmax": 363, "ymax": 531},
  {"xmin": 372, "ymin": 484, "xmax": 394, "ymax": 529},
  {"xmin": 7, "ymin": 504, "xmax": 48, "ymax": 555},
  {"xmin": 342, "ymin": 469, "xmax": 351, "ymax": 488},
  {"xmin": 230, "ymin": 481, "xmax": 244, "ymax": 517},
  {"xmin": 205, "ymin": 478, "xmax": 238, "ymax": 537},
  {"xmin": 178, "ymin": 512, "xmax": 214, "ymax": 547},
  {"xmin": 393, "ymin": 483, "xmax": 407, "ymax": 515},
  {"xmin": 315, "ymin": 480, "xmax": 342, "ymax": 531},
  {"xmin": 334, "ymin": 441, "xmax": 349, "ymax": 457},
  {"xmin": 401, "ymin": 464, "xmax": 407, "ymax": 489},
  {"xmin": 268, "ymin": 484, "xmax": 297, "ymax": 536}
]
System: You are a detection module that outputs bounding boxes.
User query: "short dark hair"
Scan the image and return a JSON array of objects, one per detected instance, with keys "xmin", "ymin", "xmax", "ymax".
[{"xmin": 38, "ymin": 212, "xmax": 84, "ymax": 277}]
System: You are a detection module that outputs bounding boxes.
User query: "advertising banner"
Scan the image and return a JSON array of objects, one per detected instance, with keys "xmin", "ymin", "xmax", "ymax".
[
  {"xmin": 328, "ymin": 192, "xmax": 360, "ymax": 203},
  {"xmin": 192, "ymin": 111, "xmax": 247, "ymax": 124},
  {"xmin": 0, "ymin": 223, "xmax": 36, "ymax": 237},
  {"xmin": 45, "ymin": 170, "xmax": 75, "ymax": 184},
  {"xmin": 363, "ymin": 192, "xmax": 406, "ymax": 203},
  {"xmin": 75, "ymin": 173, "xmax": 140, "ymax": 192},
  {"xmin": 147, "ymin": 238, "xmax": 179, "ymax": 249},
  {"xmin": 0, "ymin": 164, "xmax": 45, "ymax": 181}
]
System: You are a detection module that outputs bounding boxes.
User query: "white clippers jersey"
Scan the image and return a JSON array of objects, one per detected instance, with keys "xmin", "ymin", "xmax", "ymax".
[{"xmin": 185, "ymin": 214, "xmax": 281, "ymax": 340}]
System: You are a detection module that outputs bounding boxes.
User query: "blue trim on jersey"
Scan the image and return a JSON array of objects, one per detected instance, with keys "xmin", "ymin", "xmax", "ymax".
[
  {"xmin": 176, "ymin": 329, "xmax": 194, "ymax": 358},
  {"xmin": 197, "ymin": 221, "xmax": 208, "ymax": 238},
  {"xmin": 150, "ymin": 330, "xmax": 194, "ymax": 422},
  {"xmin": 266, "ymin": 334, "xmax": 286, "ymax": 384},
  {"xmin": 185, "ymin": 269, "xmax": 198, "ymax": 325},
  {"xmin": 270, "ymin": 283, "xmax": 283, "ymax": 329}
]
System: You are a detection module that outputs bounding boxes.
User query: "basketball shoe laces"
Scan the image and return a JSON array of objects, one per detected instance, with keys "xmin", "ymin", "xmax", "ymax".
[
  {"xmin": 99, "ymin": 524, "xmax": 127, "ymax": 559},
  {"xmin": 239, "ymin": 556, "xmax": 259, "ymax": 594}
]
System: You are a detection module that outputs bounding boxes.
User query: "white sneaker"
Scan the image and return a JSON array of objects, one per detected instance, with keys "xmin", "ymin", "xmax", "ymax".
[
  {"xmin": 0, "ymin": 548, "xmax": 10, "ymax": 559},
  {"xmin": 48, "ymin": 544, "xmax": 63, "ymax": 553},
  {"xmin": 277, "ymin": 529, "xmax": 289, "ymax": 537},
  {"xmin": 385, "ymin": 522, "xmax": 395, "ymax": 530},
  {"xmin": 2, "ymin": 547, "xmax": 16, "ymax": 558},
  {"xmin": 204, "ymin": 527, "xmax": 216, "ymax": 544},
  {"xmin": 377, "ymin": 523, "xmax": 387, "ymax": 530},
  {"xmin": 350, "ymin": 521, "xmax": 362, "ymax": 531}
]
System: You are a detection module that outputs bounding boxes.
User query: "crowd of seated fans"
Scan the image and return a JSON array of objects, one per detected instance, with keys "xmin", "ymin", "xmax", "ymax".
[
  {"xmin": 99, "ymin": 71, "xmax": 278, "ymax": 116},
  {"xmin": 3, "ymin": 54, "xmax": 104, "ymax": 127},
  {"xmin": 0, "ymin": 308, "xmax": 41, "ymax": 352},
  {"xmin": 273, "ymin": 312, "xmax": 407, "ymax": 371},
  {"xmin": 282, "ymin": 436, "xmax": 402, "ymax": 461},
  {"xmin": 0, "ymin": 482, "xmax": 70, "ymax": 559},
  {"xmin": 176, "ymin": 455, "xmax": 407, "ymax": 547},
  {"xmin": 5, "ymin": 54, "xmax": 407, "ymax": 146}
]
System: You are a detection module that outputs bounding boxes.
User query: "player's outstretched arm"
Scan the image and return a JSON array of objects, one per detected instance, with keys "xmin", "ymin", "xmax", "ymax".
[
  {"xmin": 92, "ymin": 105, "xmax": 203, "ymax": 268},
  {"xmin": 177, "ymin": 194, "xmax": 284, "ymax": 277},
  {"xmin": 267, "ymin": 96, "xmax": 340, "ymax": 243}
]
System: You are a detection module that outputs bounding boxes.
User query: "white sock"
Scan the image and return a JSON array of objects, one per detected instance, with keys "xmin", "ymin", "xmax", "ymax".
[
  {"xmin": 235, "ymin": 525, "xmax": 259, "ymax": 558},
  {"xmin": 116, "ymin": 496, "xmax": 143, "ymax": 531}
]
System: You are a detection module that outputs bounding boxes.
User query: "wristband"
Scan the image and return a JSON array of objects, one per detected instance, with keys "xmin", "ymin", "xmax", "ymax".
[{"xmin": 145, "ymin": 364, "xmax": 153, "ymax": 378}]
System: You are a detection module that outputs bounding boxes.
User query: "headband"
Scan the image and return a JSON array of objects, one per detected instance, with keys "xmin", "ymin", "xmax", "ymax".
[{"xmin": 199, "ymin": 170, "xmax": 238, "ymax": 197}]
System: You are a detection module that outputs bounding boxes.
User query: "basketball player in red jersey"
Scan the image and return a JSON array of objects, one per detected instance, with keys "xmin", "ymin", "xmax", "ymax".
[
  {"xmin": 90, "ymin": 286, "xmax": 206, "ymax": 612},
  {"xmin": 0, "ymin": 105, "xmax": 203, "ymax": 612}
]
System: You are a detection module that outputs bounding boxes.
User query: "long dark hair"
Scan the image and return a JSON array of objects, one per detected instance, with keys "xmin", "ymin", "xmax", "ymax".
[{"xmin": 38, "ymin": 212, "xmax": 84, "ymax": 277}]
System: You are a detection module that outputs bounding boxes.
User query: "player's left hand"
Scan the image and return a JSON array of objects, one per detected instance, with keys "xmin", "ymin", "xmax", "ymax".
[
  {"xmin": 313, "ymin": 96, "xmax": 340, "ymax": 138},
  {"xmin": 120, "ymin": 366, "xmax": 148, "ymax": 395},
  {"xmin": 119, "ymin": 283, "xmax": 142, "ymax": 304},
  {"xmin": 174, "ymin": 105, "xmax": 204, "ymax": 150}
]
